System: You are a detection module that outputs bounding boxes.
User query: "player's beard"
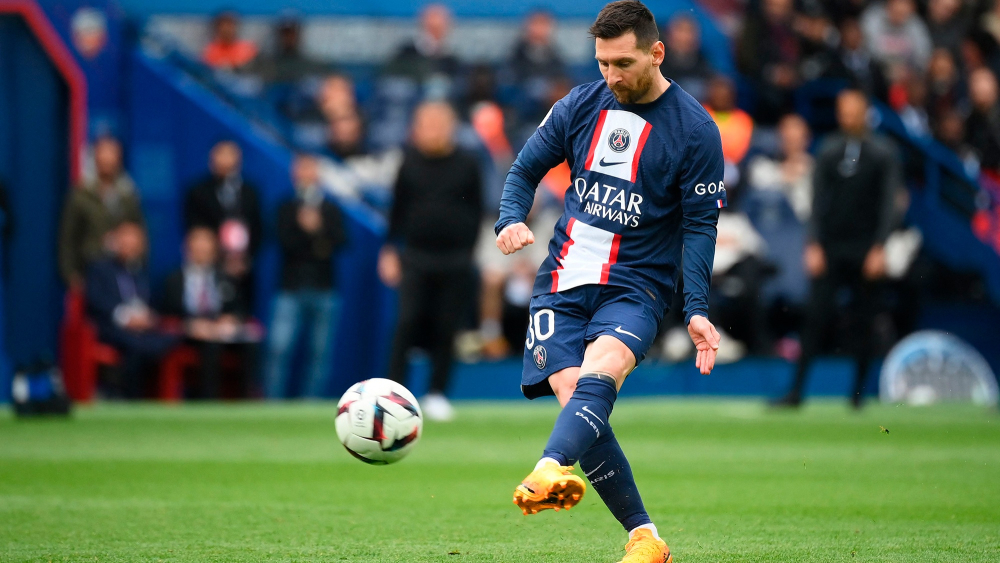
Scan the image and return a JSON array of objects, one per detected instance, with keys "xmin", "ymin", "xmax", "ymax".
[{"xmin": 609, "ymin": 65, "xmax": 655, "ymax": 104}]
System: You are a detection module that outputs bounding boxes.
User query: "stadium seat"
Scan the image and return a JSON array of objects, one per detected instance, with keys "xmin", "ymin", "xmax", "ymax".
[
  {"xmin": 157, "ymin": 319, "xmax": 257, "ymax": 401},
  {"xmin": 59, "ymin": 289, "xmax": 121, "ymax": 402},
  {"xmin": 158, "ymin": 344, "xmax": 198, "ymax": 402}
]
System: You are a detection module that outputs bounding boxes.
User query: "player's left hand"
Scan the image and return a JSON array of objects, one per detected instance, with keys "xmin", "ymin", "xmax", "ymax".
[{"xmin": 687, "ymin": 315, "xmax": 721, "ymax": 375}]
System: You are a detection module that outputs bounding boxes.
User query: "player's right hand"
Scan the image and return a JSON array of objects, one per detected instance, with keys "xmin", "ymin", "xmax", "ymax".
[{"xmin": 496, "ymin": 222, "xmax": 535, "ymax": 255}]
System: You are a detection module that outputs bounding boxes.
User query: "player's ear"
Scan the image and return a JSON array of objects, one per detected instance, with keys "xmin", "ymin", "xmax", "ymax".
[{"xmin": 650, "ymin": 40, "xmax": 665, "ymax": 67}]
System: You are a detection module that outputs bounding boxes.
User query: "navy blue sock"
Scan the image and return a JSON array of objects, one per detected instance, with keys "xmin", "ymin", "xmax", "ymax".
[
  {"xmin": 541, "ymin": 375, "xmax": 618, "ymax": 467},
  {"xmin": 580, "ymin": 428, "xmax": 652, "ymax": 532}
]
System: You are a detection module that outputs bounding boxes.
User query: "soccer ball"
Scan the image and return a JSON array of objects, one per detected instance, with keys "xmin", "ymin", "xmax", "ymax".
[{"xmin": 335, "ymin": 378, "xmax": 423, "ymax": 465}]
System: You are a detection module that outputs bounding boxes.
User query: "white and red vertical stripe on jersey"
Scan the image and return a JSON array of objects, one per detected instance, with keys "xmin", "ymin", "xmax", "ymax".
[
  {"xmin": 550, "ymin": 217, "xmax": 622, "ymax": 293},
  {"xmin": 583, "ymin": 109, "xmax": 653, "ymax": 183}
]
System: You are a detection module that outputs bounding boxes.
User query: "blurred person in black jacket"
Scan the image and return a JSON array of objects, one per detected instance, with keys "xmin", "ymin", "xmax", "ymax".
[
  {"xmin": 965, "ymin": 67, "xmax": 1000, "ymax": 175},
  {"xmin": 736, "ymin": 0, "xmax": 800, "ymax": 124},
  {"xmin": 383, "ymin": 3, "xmax": 460, "ymax": 93},
  {"xmin": 86, "ymin": 221, "xmax": 177, "ymax": 398},
  {"xmin": 265, "ymin": 154, "xmax": 348, "ymax": 399},
  {"xmin": 773, "ymin": 90, "xmax": 900, "ymax": 409},
  {"xmin": 164, "ymin": 227, "xmax": 256, "ymax": 399},
  {"xmin": 378, "ymin": 101, "xmax": 482, "ymax": 421},
  {"xmin": 253, "ymin": 13, "xmax": 329, "ymax": 85},
  {"xmin": 660, "ymin": 14, "xmax": 715, "ymax": 101},
  {"xmin": 184, "ymin": 141, "xmax": 263, "ymax": 298},
  {"xmin": 824, "ymin": 17, "xmax": 888, "ymax": 102}
]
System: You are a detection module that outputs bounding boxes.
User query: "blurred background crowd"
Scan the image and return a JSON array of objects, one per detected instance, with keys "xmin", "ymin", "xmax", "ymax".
[{"xmin": 2, "ymin": 0, "xmax": 999, "ymax": 417}]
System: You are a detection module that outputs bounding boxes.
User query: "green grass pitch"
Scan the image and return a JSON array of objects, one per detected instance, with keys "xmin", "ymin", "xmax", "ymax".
[{"xmin": 1, "ymin": 399, "xmax": 998, "ymax": 562}]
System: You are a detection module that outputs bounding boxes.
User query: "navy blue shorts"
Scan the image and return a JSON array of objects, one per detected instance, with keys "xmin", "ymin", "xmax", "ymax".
[{"xmin": 520, "ymin": 284, "xmax": 664, "ymax": 399}]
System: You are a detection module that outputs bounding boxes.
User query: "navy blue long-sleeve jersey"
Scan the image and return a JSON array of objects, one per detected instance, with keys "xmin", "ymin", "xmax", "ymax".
[{"xmin": 495, "ymin": 79, "xmax": 725, "ymax": 323}]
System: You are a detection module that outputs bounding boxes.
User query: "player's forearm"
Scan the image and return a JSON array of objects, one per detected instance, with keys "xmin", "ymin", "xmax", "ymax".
[
  {"xmin": 681, "ymin": 208, "xmax": 720, "ymax": 325},
  {"xmin": 495, "ymin": 144, "xmax": 549, "ymax": 235}
]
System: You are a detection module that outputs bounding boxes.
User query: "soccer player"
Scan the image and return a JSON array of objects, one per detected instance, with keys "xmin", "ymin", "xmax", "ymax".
[{"xmin": 495, "ymin": 2, "xmax": 724, "ymax": 562}]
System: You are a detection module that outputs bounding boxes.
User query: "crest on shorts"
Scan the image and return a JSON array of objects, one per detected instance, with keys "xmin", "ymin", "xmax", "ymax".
[
  {"xmin": 533, "ymin": 345, "xmax": 547, "ymax": 370},
  {"xmin": 607, "ymin": 128, "xmax": 630, "ymax": 153}
]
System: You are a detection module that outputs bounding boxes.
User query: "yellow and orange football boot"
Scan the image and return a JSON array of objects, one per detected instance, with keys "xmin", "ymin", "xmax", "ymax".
[
  {"xmin": 619, "ymin": 529, "xmax": 672, "ymax": 563},
  {"xmin": 512, "ymin": 460, "xmax": 586, "ymax": 515}
]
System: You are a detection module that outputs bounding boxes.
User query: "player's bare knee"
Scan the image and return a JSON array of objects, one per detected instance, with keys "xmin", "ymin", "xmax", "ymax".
[
  {"xmin": 581, "ymin": 336, "xmax": 636, "ymax": 385},
  {"xmin": 548, "ymin": 368, "xmax": 579, "ymax": 407}
]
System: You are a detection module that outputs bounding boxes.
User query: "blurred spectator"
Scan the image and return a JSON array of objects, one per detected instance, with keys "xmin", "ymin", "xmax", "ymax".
[
  {"xmin": 773, "ymin": 90, "xmax": 901, "ymax": 409},
  {"xmin": 265, "ymin": 154, "xmax": 348, "ymax": 399},
  {"xmin": 736, "ymin": 0, "xmax": 800, "ymax": 124},
  {"xmin": 965, "ymin": 67, "xmax": 1000, "ymax": 174},
  {"xmin": 317, "ymin": 101, "xmax": 404, "ymax": 205},
  {"xmin": 470, "ymin": 101, "xmax": 514, "ymax": 212},
  {"xmin": 660, "ymin": 14, "xmax": 715, "ymax": 100},
  {"xmin": 317, "ymin": 74, "xmax": 358, "ymax": 123},
  {"xmin": 253, "ymin": 13, "xmax": 327, "ymax": 84},
  {"xmin": 59, "ymin": 136, "xmax": 145, "ymax": 288},
  {"xmin": 383, "ymin": 3, "xmax": 460, "ymax": 95},
  {"xmin": 85, "ymin": 221, "xmax": 176, "ymax": 399},
  {"xmin": 184, "ymin": 141, "xmax": 263, "ymax": 293},
  {"xmin": 895, "ymin": 69, "xmax": 932, "ymax": 138},
  {"xmin": 795, "ymin": 2, "xmax": 840, "ymax": 82},
  {"xmin": 825, "ymin": 0, "xmax": 867, "ymax": 24},
  {"xmin": 462, "ymin": 64, "xmax": 500, "ymax": 117},
  {"xmin": 379, "ymin": 102, "xmax": 482, "ymax": 421},
  {"xmin": 468, "ymin": 100, "xmax": 543, "ymax": 359},
  {"xmin": 936, "ymin": 109, "xmax": 980, "ymax": 176},
  {"xmin": 978, "ymin": 0, "xmax": 1000, "ymax": 63},
  {"xmin": 164, "ymin": 227, "xmax": 256, "ymax": 399},
  {"xmin": 747, "ymin": 114, "xmax": 814, "ymax": 222},
  {"xmin": 510, "ymin": 10, "xmax": 565, "ymax": 84},
  {"xmin": 861, "ymin": 0, "xmax": 933, "ymax": 76},
  {"xmin": 959, "ymin": 36, "xmax": 988, "ymax": 74},
  {"xmin": 708, "ymin": 210, "xmax": 770, "ymax": 359},
  {"xmin": 824, "ymin": 17, "xmax": 887, "ymax": 101},
  {"xmin": 202, "ymin": 11, "xmax": 258, "ymax": 71},
  {"xmin": 927, "ymin": 0, "xmax": 970, "ymax": 57},
  {"xmin": 507, "ymin": 10, "xmax": 566, "ymax": 122},
  {"xmin": 926, "ymin": 48, "xmax": 966, "ymax": 125},
  {"xmin": 326, "ymin": 110, "xmax": 367, "ymax": 160},
  {"xmin": 704, "ymin": 75, "xmax": 754, "ymax": 188}
]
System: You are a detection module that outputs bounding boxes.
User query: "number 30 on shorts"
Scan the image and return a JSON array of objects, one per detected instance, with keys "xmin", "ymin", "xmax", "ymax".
[{"xmin": 525, "ymin": 309, "xmax": 555, "ymax": 349}]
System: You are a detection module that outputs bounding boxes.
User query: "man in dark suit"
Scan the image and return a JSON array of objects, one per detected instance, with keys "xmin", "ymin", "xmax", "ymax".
[
  {"xmin": 184, "ymin": 141, "xmax": 263, "ymax": 300},
  {"xmin": 265, "ymin": 154, "xmax": 348, "ymax": 399},
  {"xmin": 772, "ymin": 89, "xmax": 900, "ymax": 409},
  {"xmin": 164, "ymin": 227, "xmax": 256, "ymax": 399},
  {"xmin": 86, "ymin": 221, "xmax": 176, "ymax": 398},
  {"xmin": 378, "ymin": 102, "xmax": 482, "ymax": 421}
]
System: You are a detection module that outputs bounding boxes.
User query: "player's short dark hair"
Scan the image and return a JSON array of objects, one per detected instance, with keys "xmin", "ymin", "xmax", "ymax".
[{"xmin": 589, "ymin": 1, "xmax": 659, "ymax": 51}]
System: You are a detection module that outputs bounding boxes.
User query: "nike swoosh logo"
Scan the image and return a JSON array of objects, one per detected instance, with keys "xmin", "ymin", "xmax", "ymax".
[
  {"xmin": 599, "ymin": 157, "xmax": 626, "ymax": 167},
  {"xmin": 584, "ymin": 461, "xmax": 606, "ymax": 477},
  {"xmin": 614, "ymin": 326, "xmax": 642, "ymax": 342}
]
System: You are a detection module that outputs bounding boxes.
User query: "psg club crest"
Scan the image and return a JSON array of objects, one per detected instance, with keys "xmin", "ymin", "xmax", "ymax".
[
  {"xmin": 533, "ymin": 345, "xmax": 547, "ymax": 370},
  {"xmin": 608, "ymin": 128, "xmax": 630, "ymax": 153}
]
